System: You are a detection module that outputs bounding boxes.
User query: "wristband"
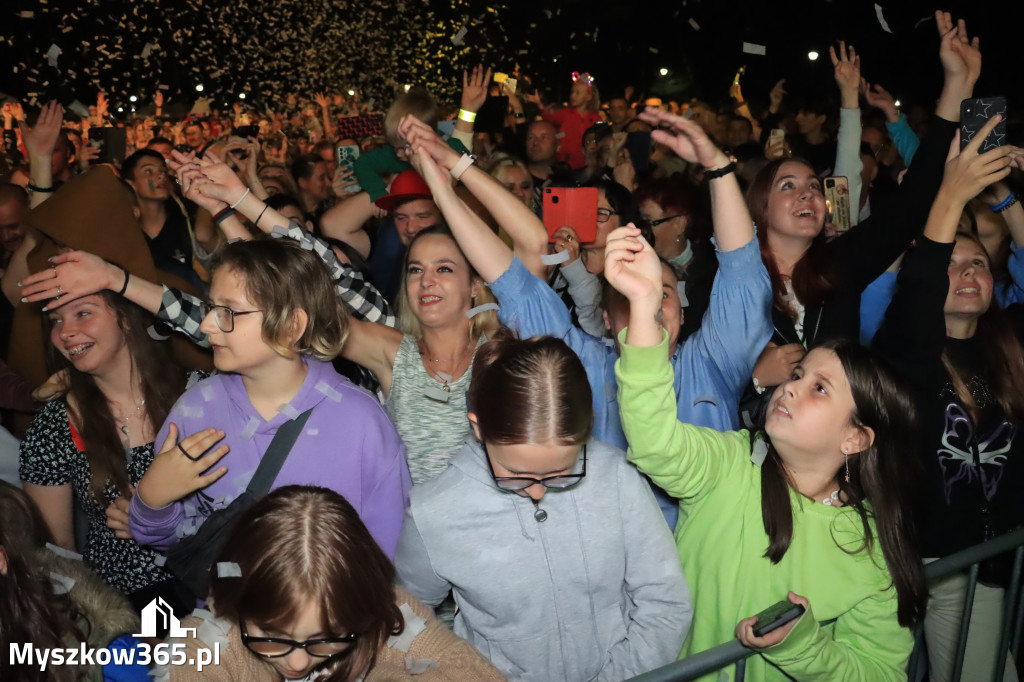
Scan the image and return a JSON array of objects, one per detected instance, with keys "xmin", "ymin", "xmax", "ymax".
[
  {"xmin": 27, "ymin": 183, "xmax": 56, "ymax": 193},
  {"xmin": 213, "ymin": 208, "xmax": 236, "ymax": 224},
  {"xmin": 458, "ymin": 108, "xmax": 477, "ymax": 123},
  {"xmin": 255, "ymin": 204, "xmax": 269, "ymax": 228},
  {"xmin": 229, "ymin": 187, "xmax": 250, "ymax": 209},
  {"xmin": 991, "ymin": 193, "xmax": 1019, "ymax": 213},
  {"xmin": 117, "ymin": 267, "xmax": 130, "ymax": 296},
  {"xmin": 450, "ymin": 153, "xmax": 477, "ymax": 181},
  {"xmin": 704, "ymin": 161, "xmax": 736, "ymax": 181}
]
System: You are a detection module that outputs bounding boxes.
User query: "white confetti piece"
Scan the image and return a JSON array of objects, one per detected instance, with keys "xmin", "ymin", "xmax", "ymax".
[
  {"xmin": 315, "ymin": 381, "xmax": 344, "ymax": 402},
  {"xmin": 153, "ymin": 553, "xmax": 167, "ymax": 567},
  {"xmin": 466, "ymin": 302, "xmax": 499, "ymax": 318},
  {"xmin": 540, "ymin": 250, "xmax": 571, "ymax": 266},
  {"xmin": 50, "ymin": 571, "xmax": 76, "ymax": 595},
  {"xmin": 216, "ymin": 562, "xmax": 242, "ymax": 577},
  {"xmin": 19, "ymin": 10, "xmax": 34, "ymax": 18},
  {"xmin": 649, "ymin": 47, "xmax": 659, "ymax": 54},
  {"xmin": 688, "ymin": 18, "xmax": 700, "ymax": 30},
  {"xmin": 405, "ymin": 657, "xmax": 439, "ymax": 674},
  {"xmin": 278, "ymin": 403, "xmax": 301, "ymax": 419},
  {"xmin": 874, "ymin": 4, "xmax": 893, "ymax": 33},
  {"xmin": 46, "ymin": 543, "xmax": 83, "ymax": 561},
  {"xmin": 386, "ymin": 604, "xmax": 427, "ymax": 652},
  {"xmin": 46, "ymin": 44, "xmax": 61, "ymax": 67},
  {"xmin": 451, "ymin": 25, "xmax": 468, "ymax": 45},
  {"xmin": 742, "ymin": 42, "xmax": 766, "ymax": 56},
  {"xmin": 240, "ymin": 417, "xmax": 259, "ymax": 440}
]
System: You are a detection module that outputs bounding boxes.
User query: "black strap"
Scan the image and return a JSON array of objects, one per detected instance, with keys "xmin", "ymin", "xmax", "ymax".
[{"xmin": 245, "ymin": 409, "xmax": 313, "ymax": 497}]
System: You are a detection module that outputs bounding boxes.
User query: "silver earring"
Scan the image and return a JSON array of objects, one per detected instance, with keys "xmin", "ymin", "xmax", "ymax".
[{"xmin": 843, "ymin": 448, "xmax": 850, "ymax": 483}]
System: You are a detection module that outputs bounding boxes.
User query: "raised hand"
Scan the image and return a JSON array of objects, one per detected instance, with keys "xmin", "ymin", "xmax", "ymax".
[
  {"xmin": 939, "ymin": 115, "xmax": 1023, "ymax": 207},
  {"xmin": 135, "ymin": 424, "xmax": 230, "ymax": 510},
  {"xmin": 154, "ymin": 91, "xmax": 163, "ymax": 109},
  {"xmin": 32, "ymin": 369, "xmax": 70, "ymax": 402},
  {"xmin": 830, "ymin": 41, "xmax": 860, "ymax": 107},
  {"xmin": 935, "ymin": 11, "xmax": 981, "ymax": 87},
  {"xmin": 399, "ymin": 115, "xmax": 461, "ymax": 170},
  {"xmin": 552, "ymin": 225, "xmax": 582, "ymax": 263},
  {"xmin": 753, "ymin": 342, "xmax": 805, "ymax": 388},
  {"xmin": 96, "ymin": 93, "xmax": 108, "ymax": 119},
  {"xmin": 860, "ymin": 79, "xmax": 899, "ymax": 122},
  {"xmin": 461, "ymin": 65, "xmax": 493, "ymax": 114},
  {"xmin": 168, "ymin": 149, "xmax": 247, "ymax": 207},
  {"xmin": 604, "ymin": 225, "xmax": 663, "ymax": 304},
  {"xmin": 638, "ymin": 106, "xmax": 730, "ymax": 170},
  {"xmin": 19, "ymin": 101, "xmax": 64, "ymax": 158},
  {"xmin": 314, "ymin": 92, "xmax": 330, "ymax": 109},
  {"xmin": 408, "ymin": 139, "xmax": 452, "ymax": 194}
]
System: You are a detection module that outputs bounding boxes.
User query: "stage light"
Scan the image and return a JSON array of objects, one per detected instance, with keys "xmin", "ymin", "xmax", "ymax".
[
  {"xmin": 659, "ymin": 68, "xmax": 668, "ymax": 76},
  {"xmin": 129, "ymin": 95, "xmax": 137, "ymax": 102},
  {"xmin": 808, "ymin": 51, "xmax": 819, "ymax": 61},
  {"xmin": 195, "ymin": 84, "xmax": 204, "ymax": 92},
  {"xmin": 348, "ymin": 89, "xmax": 355, "ymax": 96},
  {"xmin": 239, "ymin": 93, "xmax": 246, "ymax": 99},
  {"xmin": 894, "ymin": 99, "xmax": 901, "ymax": 107}
]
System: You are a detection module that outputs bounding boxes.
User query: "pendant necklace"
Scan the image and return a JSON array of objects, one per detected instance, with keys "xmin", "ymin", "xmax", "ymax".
[
  {"xmin": 114, "ymin": 399, "xmax": 147, "ymax": 438},
  {"xmin": 420, "ymin": 342, "xmax": 474, "ymax": 393}
]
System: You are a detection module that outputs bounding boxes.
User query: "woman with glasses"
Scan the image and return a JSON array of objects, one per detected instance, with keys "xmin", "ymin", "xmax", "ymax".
[
  {"xmin": 168, "ymin": 486, "xmax": 503, "ymax": 681},
  {"xmin": 395, "ymin": 329, "xmax": 691, "ymax": 681}
]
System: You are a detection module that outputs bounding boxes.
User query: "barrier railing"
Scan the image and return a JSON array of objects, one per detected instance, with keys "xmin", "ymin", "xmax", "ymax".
[{"xmin": 627, "ymin": 527, "xmax": 1024, "ymax": 682}]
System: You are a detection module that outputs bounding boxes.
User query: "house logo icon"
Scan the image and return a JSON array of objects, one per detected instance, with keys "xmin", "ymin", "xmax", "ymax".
[{"xmin": 134, "ymin": 597, "xmax": 197, "ymax": 638}]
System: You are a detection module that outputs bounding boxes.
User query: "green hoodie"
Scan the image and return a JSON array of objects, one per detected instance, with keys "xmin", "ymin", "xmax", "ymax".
[{"xmin": 615, "ymin": 330, "xmax": 912, "ymax": 681}]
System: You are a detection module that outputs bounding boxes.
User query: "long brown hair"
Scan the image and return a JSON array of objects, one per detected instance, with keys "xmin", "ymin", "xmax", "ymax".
[
  {"xmin": 468, "ymin": 327, "xmax": 593, "ymax": 446},
  {"xmin": 46, "ymin": 292, "xmax": 183, "ymax": 500},
  {"xmin": 941, "ymin": 232, "xmax": 1024, "ymax": 423},
  {"xmin": 757, "ymin": 340, "xmax": 927, "ymax": 627},
  {"xmin": 0, "ymin": 482, "xmax": 87, "ymax": 682},
  {"xmin": 209, "ymin": 486, "xmax": 403, "ymax": 682},
  {"xmin": 748, "ymin": 158, "xmax": 838, "ymax": 320}
]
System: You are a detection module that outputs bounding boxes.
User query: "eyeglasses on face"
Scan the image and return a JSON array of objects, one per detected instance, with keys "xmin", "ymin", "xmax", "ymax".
[
  {"xmin": 241, "ymin": 626, "xmax": 358, "ymax": 659},
  {"xmin": 596, "ymin": 208, "xmax": 618, "ymax": 224},
  {"xmin": 199, "ymin": 302, "xmax": 262, "ymax": 333},
  {"xmin": 647, "ymin": 214, "xmax": 685, "ymax": 227},
  {"xmin": 485, "ymin": 443, "xmax": 588, "ymax": 491}
]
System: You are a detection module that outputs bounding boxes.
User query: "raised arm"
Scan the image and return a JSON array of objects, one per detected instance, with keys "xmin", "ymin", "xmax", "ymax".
[
  {"xmin": 831, "ymin": 42, "xmax": 865, "ymax": 224},
  {"xmin": 19, "ymin": 101, "xmax": 64, "ymax": 209},
  {"xmin": 638, "ymin": 107, "xmax": 753, "ymax": 251},
  {"xmin": 400, "ymin": 115, "xmax": 549, "ymax": 277}
]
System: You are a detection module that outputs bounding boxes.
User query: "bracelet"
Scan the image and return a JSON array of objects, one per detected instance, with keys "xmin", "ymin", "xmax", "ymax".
[
  {"xmin": 213, "ymin": 208, "xmax": 236, "ymax": 224},
  {"xmin": 229, "ymin": 187, "xmax": 250, "ymax": 209},
  {"xmin": 991, "ymin": 193, "xmax": 1019, "ymax": 213},
  {"xmin": 27, "ymin": 183, "xmax": 56, "ymax": 193},
  {"xmin": 450, "ymin": 153, "xmax": 477, "ymax": 181},
  {"xmin": 703, "ymin": 161, "xmax": 736, "ymax": 181},
  {"xmin": 255, "ymin": 204, "xmax": 269, "ymax": 228},
  {"xmin": 117, "ymin": 267, "xmax": 130, "ymax": 296},
  {"xmin": 458, "ymin": 108, "xmax": 477, "ymax": 123}
]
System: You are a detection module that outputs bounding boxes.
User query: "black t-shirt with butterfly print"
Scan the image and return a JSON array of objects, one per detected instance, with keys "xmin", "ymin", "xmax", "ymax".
[{"xmin": 873, "ymin": 236, "xmax": 1024, "ymax": 559}]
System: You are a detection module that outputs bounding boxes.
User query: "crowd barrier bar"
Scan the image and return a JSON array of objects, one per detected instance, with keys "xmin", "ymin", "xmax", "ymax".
[{"xmin": 626, "ymin": 527, "xmax": 1024, "ymax": 682}]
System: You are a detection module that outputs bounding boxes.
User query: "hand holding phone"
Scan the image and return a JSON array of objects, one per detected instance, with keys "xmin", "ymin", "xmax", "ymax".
[
  {"xmin": 824, "ymin": 176, "xmax": 851, "ymax": 233},
  {"xmin": 960, "ymin": 97, "xmax": 1007, "ymax": 152},
  {"xmin": 751, "ymin": 599, "xmax": 805, "ymax": 638},
  {"xmin": 542, "ymin": 188, "xmax": 598, "ymax": 243}
]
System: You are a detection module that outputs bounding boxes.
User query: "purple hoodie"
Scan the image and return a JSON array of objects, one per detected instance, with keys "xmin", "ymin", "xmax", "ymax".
[{"xmin": 129, "ymin": 358, "xmax": 411, "ymax": 558}]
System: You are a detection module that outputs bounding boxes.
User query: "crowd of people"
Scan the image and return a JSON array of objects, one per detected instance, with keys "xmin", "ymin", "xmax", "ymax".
[{"xmin": 1, "ymin": 9, "xmax": 1023, "ymax": 682}]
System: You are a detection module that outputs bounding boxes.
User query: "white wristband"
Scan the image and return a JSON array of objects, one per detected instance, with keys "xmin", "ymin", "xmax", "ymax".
[
  {"xmin": 229, "ymin": 187, "xmax": 251, "ymax": 209},
  {"xmin": 449, "ymin": 153, "xmax": 476, "ymax": 181}
]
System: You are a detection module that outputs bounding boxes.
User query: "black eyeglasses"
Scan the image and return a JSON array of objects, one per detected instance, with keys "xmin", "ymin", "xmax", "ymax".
[
  {"xmin": 484, "ymin": 443, "xmax": 587, "ymax": 491},
  {"xmin": 647, "ymin": 214, "xmax": 685, "ymax": 227},
  {"xmin": 596, "ymin": 208, "xmax": 618, "ymax": 224},
  {"xmin": 200, "ymin": 302, "xmax": 262, "ymax": 333},
  {"xmin": 241, "ymin": 625, "xmax": 358, "ymax": 659}
]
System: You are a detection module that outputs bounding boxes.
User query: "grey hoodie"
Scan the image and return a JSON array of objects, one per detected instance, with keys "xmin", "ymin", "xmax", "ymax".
[{"xmin": 395, "ymin": 439, "xmax": 692, "ymax": 681}]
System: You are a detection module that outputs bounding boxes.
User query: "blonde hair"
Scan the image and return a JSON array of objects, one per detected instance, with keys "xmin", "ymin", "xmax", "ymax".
[
  {"xmin": 210, "ymin": 239, "xmax": 348, "ymax": 361},
  {"xmin": 384, "ymin": 88, "xmax": 439, "ymax": 148},
  {"xmin": 396, "ymin": 227, "xmax": 495, "ymax": 342}
]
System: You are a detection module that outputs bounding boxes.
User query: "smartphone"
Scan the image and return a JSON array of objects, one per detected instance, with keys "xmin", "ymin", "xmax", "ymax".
[
  {"xmin": 336, "ymin": 144, "xmax": 362, "ymax": 192},
  {"xmin": 475, "ymin": 95, "xmax": 509, "ymax": 133},
  {"xmin": 542, "ymin": 187, "xmax": 598, "ymax": 243},
  {"xmin": 769, "ymin": 128, "xmax": 786, "ymax": 147},
  {"xmin": 626, "ymin": 131, "xmax": 652, "ymax": 174},
  {"xmin": 234, "ymin": 124, "xmax": 259, "ymax": 139},
  {"xmin": 752, "ymin": 600, "xmax": 805, "ymax": 638},
  {"xmin": 824, "ymin": 176, "xmax": 851, "ymax": 233},
  {"xmin": 504, "ymin": 78, "xmax": 518, "ymax": 95},
  {"xmin": 960, "ymin": 97, "xmax": 1007, "ymax": 152},
  {"xmin": 89, "ymin": 127, "xmax": 127, "ymax": 166}
]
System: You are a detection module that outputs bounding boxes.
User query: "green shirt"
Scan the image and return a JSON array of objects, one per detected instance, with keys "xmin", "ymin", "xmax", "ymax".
[
  {"xmin": 354, "ymin": 138, "xmax": 469, "ymax": 202},
  {"xmin": 615, "ymin": 330, "xmax": 912, "ymax": 681}
]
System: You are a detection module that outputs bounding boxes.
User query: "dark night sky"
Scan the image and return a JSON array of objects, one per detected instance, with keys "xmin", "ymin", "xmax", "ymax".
[{"xmin": 1, "ymin": 0, "xmax": 1020, "ymax": 119}]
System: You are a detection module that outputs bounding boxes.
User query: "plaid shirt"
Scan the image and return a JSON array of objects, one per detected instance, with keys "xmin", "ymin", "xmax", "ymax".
[{"xmin": 156, "ymin": 221, "xmax": 396, "ymax": 345}]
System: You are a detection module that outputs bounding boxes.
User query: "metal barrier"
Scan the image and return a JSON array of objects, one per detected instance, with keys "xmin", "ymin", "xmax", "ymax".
[{"xmin": 627, "ymin": 527, "xmax": 1024, "ymax": 682}]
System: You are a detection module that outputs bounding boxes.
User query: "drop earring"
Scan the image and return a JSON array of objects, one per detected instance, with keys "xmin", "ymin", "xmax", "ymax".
[{"xmin": 843, "ymin": 448, "xmax": 850, "ymax": 483}]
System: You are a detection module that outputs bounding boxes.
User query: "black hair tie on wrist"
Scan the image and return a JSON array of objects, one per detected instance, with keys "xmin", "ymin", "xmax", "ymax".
[{"xmin": 117, "ymin": 266, "xmax": 130, "ymax": 296}]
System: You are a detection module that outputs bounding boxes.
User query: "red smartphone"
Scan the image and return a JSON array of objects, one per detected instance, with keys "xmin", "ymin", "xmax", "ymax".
[{"xmin": 542, "ymin": 187, "xmax": 598, "ymax": 243}]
